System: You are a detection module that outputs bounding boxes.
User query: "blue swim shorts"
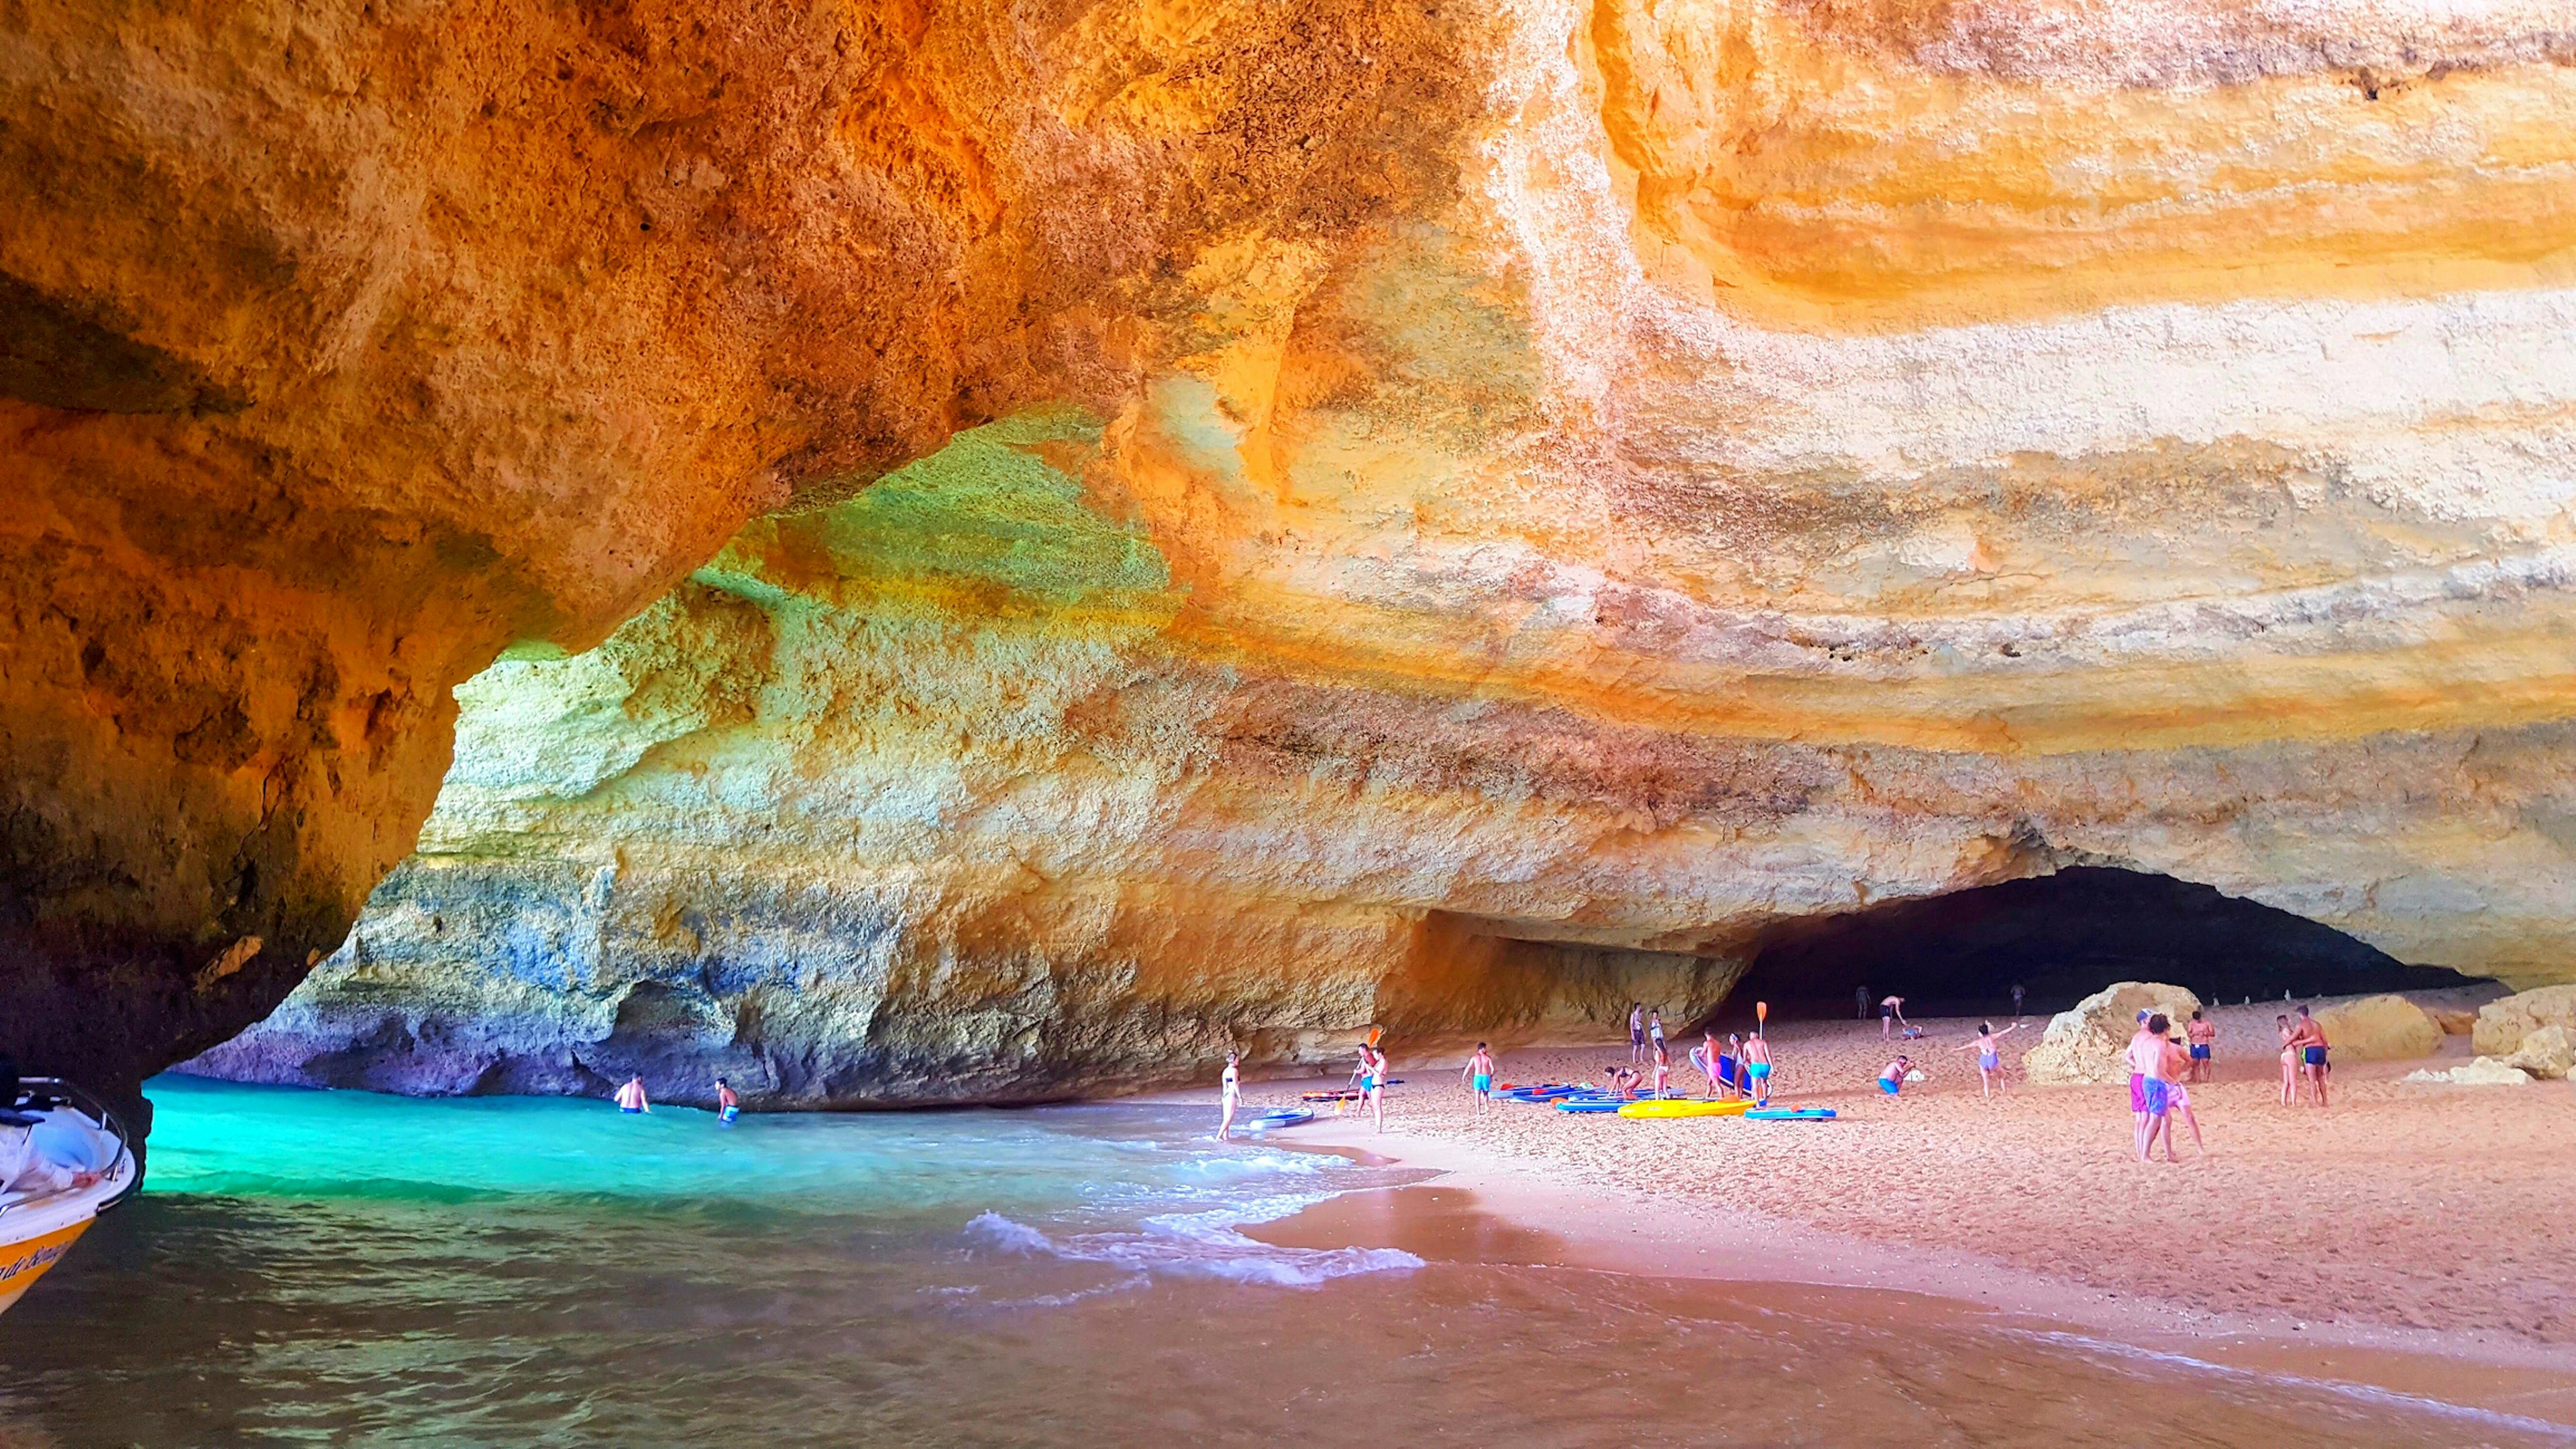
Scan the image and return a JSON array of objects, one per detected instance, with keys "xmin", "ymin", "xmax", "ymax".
[
  {"xmin": 1878, "ymin": 1078, "xmax": 1900, "ymax": 1095},
  {"xmin": 2142, "ymin": 1077, "xmax": 2171, "ymax": 1117},
  {"xmin": 2189, "ymin": 1044, "xmax": 2211, "ymax": 1060}
]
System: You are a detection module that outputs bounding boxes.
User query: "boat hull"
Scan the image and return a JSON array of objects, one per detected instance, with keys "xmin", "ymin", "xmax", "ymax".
[{"xmin": 0, "ymin": 1216, "xmax": 94, "ymax": 1316}]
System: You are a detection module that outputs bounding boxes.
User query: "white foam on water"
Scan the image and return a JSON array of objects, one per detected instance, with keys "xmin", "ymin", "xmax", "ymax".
[
  {"xmin": 2002, "ymin": 1329, "xmax": 2576, "ymax": 1443},
  {"xmin": 962, "ymin": 1197, "xmax": 1423, "ymax": 1293}
]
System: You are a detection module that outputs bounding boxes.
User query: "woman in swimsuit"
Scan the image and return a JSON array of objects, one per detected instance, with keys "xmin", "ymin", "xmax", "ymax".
[
  {"xmin": 1362, "ymin": 1043, "xmax": 1387, "ymax": 1132},
  {"xmin": 1219, "ymin": 1051, "xmax": 1242, "ymax": 1141},
  {"xmin": 1954, "ymin": 1021, "xmax": 2019, "ymax": 1099},
  {"xmin": 2277, "ymin": 1014, "xmax": 2300, "ymax": 1106}
]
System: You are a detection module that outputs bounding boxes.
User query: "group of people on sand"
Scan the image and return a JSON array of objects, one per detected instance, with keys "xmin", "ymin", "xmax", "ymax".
[{"xmin": 2124, "ymin": 1010, "xmax": 2212, "ymax": 1162}]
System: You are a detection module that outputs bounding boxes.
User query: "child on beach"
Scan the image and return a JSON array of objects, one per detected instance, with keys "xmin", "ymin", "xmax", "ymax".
[
  {"xmin": 1954, "ymin": 1022, "xmax": 2019, "ymax": 1098},
  {"xmin": 2163, "ymin": 1032, "xmax": 2205, "ymax": 1155},
  {"xmin": 1742, "ymin": 1028, "xmax": 1773, "ymax": 1106},
  {"xmin": 1463, "ymin": 1042, "xmax": 1495, "ymax": 1111},
  {"xmin": 1219, "ymin": 1051, "xmax": 1241, "ymax": 1141}
]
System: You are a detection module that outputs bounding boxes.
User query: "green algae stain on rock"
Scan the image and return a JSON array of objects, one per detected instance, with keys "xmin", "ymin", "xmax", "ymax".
[{"xmin": 694, "ymin": 407, "xmax": 1175, "ymax": 627}]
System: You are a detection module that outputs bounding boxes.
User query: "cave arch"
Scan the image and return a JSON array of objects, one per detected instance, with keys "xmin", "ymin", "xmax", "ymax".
[{"xmin": 1723, "ymin": 867, "xmax": 2487, "ymax": 1022}]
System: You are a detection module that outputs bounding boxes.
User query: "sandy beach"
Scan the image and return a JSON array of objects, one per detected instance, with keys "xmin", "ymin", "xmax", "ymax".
[{"xmin": 1188, "ymin": 990, "xmax": 2576, "ymax": 1405}]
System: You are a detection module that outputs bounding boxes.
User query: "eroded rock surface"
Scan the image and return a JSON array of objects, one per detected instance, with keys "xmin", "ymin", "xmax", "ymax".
[{"xmin": 14, "ymin": 0, "xmax": 2576, "ymax": 1108}]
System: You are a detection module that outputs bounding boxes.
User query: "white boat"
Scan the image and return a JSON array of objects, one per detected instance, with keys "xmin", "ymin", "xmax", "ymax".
[{"xmin": 0, "ymin": 1078, "xmax": 140, "ymax": 1316}]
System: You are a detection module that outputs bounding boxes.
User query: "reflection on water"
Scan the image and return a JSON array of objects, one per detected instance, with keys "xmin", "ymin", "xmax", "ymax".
[{"xmin": 0, "ymin": 1078, "xmax": 2562, "ymax": 1446}]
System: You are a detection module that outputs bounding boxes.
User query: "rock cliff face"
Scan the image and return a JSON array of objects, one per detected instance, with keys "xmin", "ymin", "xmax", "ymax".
[{"xmin": 12, "ymin": 0, "xmax": 2576, "ymax": 1110}]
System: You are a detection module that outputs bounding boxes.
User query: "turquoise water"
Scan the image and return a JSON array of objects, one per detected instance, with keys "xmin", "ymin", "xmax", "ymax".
[{"xmin": 2, "ymin": 1078, "xmax": 2564, "ymax": 1446}]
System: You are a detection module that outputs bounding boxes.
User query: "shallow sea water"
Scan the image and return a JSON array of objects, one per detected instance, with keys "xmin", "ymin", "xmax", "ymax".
[{"xmin": 1, "ymin": 1077, "xmax": 2565, "ymax": 1447}]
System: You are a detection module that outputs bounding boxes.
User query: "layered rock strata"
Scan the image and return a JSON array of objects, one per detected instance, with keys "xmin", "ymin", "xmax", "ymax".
[{"xmin": 12, "ymin": 0, "xmax": 2576, "ymax": 1108}]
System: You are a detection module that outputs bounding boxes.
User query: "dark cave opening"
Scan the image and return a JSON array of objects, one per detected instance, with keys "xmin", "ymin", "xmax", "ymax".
[{"xmin": 1719, "ymin": 867, "xmax": 2489, "ymax": 1023}]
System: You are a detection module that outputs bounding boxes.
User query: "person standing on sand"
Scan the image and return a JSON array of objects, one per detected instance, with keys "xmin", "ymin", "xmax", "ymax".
[
  {"xmin": 615, "ymin": 1075, "xmax": 649, "ymax": 1114},
  {"xmin": 1219, "ymin": 1051, "xmax": 1242, "ymax": 1141},
  {"xmin": 2277, "ymin": 1014, "xmax": 2300, "ymax": 1106},
  {"xmin": 1857, "ymin": 985, "xmax": 1871, "ymax": 1021},
  {"xmin": 2011, "ymin": 983, "xmax": 2026, "ymax": 1020},
  {"xmin": 714, "ymin": 1077, "xmax": 739, "ymax": 1125},
  {"xmin": 1881, "ymin": 996, "xmax": 1907, "ymax": 1040},
  {"xmin": 1463, "ymin": 1042, "xmax": 1495, "ymax": 1111},
  {"xmin": 1955, "ymin": 1021, "xmax": 2019, "ymax": 1098},
  {"xmin": 1648, "ymin": 1009, "xmax": 1666, "ymax": 1061},
  {"xmin": 2129, "ymin": 1014, "xmax": 2178, "ymax": 1161},
  {"xmin": 2291, "ymin": 1006, "xmax": 2330, "ymax": 1108},
  {"xmin": 1741, "ymin": 1028, "xmax": 1773, "ymax": 1106},
  {"xmin": 1651, "ymin": 1042, "xmax": 1672, "ymax": 1099},
  {"xmin": 2161, "ymin": 1029, "xmax": 2205, "ymax": 1155},
  {"xmin": 1697, "ymin": 1028, "xmax": 1725, "ymax": 1097},
  {"xmin": 1362, "ymin": 1042, "xmax": 1387, "ymax": 1133},
  {"xmin": 2185, "ymin": 1010, "xmax": 2217, "ymax": 1083},
  {"xmin": 1629, "ymin": 1004, "xmax": 1646, "ymax": 1064}
]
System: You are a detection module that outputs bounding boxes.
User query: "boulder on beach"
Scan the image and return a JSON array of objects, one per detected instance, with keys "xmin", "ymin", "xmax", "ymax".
[
  {"xmin": 2426, "ymin": 1008, "xmax": 2476, "ymax": 1036},
  {"xmin": 2410, "ymin": 1058, "xmax": 2537, "ymax": 1086},
  {"xmin": 2312, "ymin": 994, "xmax": 2440, "ymax": 1061},
  {"xmin": 2471, "ymin": 985, "xmax": 2576, "ymax": 1057},
  {"xmin": 2024, "ymin": 982, "xmax": 2203, "ymax": 1085},
  {"xmin": 2502, "ymin": 1024, "xmax": 2574, "ymax": 1081}
]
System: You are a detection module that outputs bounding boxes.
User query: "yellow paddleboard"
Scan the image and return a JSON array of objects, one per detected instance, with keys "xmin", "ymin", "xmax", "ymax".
[{"xmin": 1617, "ymin": 1098, "xmax": 1754, "ymax": 1119}]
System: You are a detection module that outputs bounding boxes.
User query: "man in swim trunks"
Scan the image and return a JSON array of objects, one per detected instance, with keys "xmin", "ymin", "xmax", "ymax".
[
  {"xmin": 1463, "ymin": 1042, "xmax": 1495, "ymax": 1111},
  {"xmin": 2128, "ymin": 1015, "xmax": 2176, "ymax": 1160},
  {"xmin": 1878, "ymin": 1055, "xmax": 1911, "ymax": 1095},
  {"xmin": 1954, "ymin": 1021, "xmax": 2019, "ymax": 1099},
  {"xmin": 714, "ymin": 1076, "xmax": 740, "ymax": 1125},
  {"xmin": 1881, "ymin": 996, "xmax": 1906, "ymax": 1040},
  {"xmin": 1629, "ymin": 1003, "xmax": 1646, "ymax": 1064},
  {"xmin": 1857, "ymin": 985, "xmax": 1871, "ymax": 1021},
  {"xmin": 2185, "ymin": 1010, "xmax": 2218, "ymax": 1083},
  {"xmin": 1741, "ymin": 1028, "xmax": 1773, "ymax": 1106},
  {"xmin": 2292, "ymin": 1006, "xmax": 2330, "ymax": 1108},
  {"xmin": 1219, "ymin": 1051, "xmax": 1242, "ymax": 1140},
  {"xmin": 614, "ymin": 1075, "xmax": 649, "ymax": 1114}
]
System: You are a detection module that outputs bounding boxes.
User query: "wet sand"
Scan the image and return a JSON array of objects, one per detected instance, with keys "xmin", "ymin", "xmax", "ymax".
[{"xmin": 1187, "ymin": 990, "xmax": 2576, "ymax": 1419}]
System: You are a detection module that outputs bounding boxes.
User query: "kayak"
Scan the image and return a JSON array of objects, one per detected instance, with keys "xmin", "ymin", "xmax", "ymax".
[
  {"xmin": 1743, "ymin": 1107, "xmax": 1836, "ymax": 1121},
  {"xmin": 1617, "ymin": 1097, "xmax": 1754, "ymax": 1119},
  {"xmin": 1553, "ymin": 1097, "xmax": 1629, "ymax": 1114},
  {"xmin": 1242, "ymin": 1108, "xmax": 1316, "ymax": 1130}
]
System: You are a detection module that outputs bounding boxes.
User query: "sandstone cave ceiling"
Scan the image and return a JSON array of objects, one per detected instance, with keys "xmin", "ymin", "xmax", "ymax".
[{"xmin": 6, "ymin": 0, "xmax": 2576, "ymax": 1113}]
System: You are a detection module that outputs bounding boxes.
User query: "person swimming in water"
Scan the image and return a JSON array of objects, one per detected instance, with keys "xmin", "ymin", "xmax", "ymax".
[
  {"xmin": 714, "ymin": 1077, "xmax": 739, "ymax": 1125},
  {"xmin": 614, "ymin": 1075, "xmax": 649, "ymax": 1114},
  {"xmin": 1218, "ymin": 1051, "xmax": 1242, "ymax": 1141},
  {"xmin": 1463, "ymin": 1042, "xmax": 1495, "ymax": 1111},
  {"xmin": 1954, "ymin": 1021, "xmax": 2019, "ymax": 1098}
]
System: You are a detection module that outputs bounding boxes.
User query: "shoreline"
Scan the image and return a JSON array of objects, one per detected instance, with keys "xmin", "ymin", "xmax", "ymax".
[{"xmin": 1141, "ymin": 994, "xmax": 2576, "ymax": 1419}]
